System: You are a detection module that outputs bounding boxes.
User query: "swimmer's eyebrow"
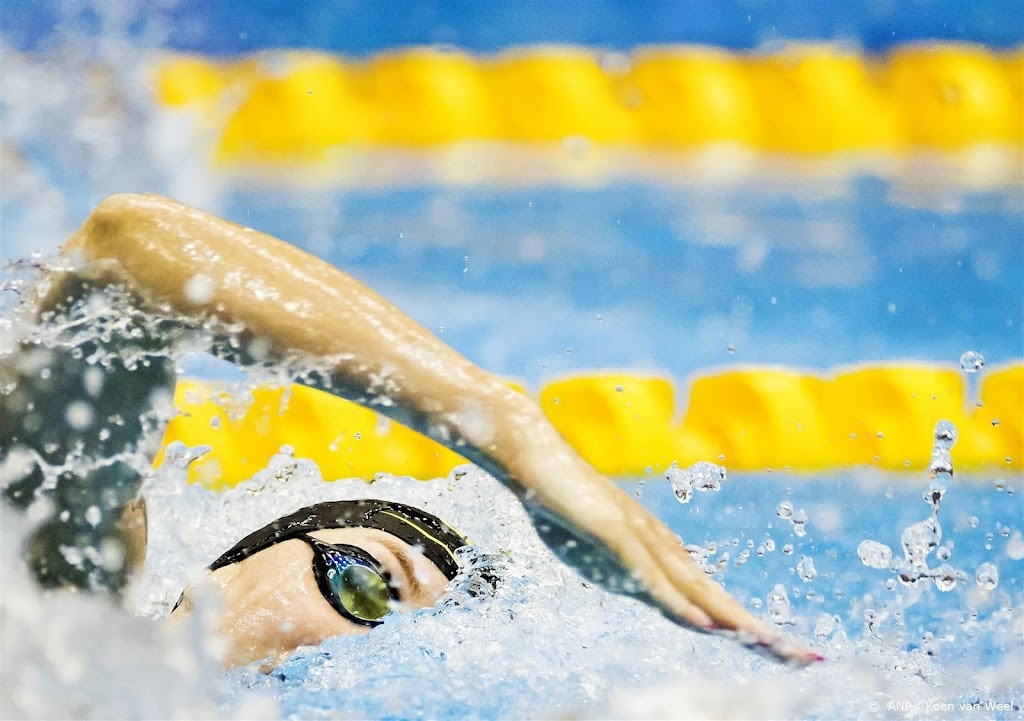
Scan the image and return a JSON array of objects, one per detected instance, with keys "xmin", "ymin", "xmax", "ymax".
[{"xmin": 376, "ymin": 538, "xmax": 423, "ymax": 599}]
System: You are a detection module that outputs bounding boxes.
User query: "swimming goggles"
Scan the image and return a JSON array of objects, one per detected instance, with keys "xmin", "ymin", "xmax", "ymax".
[{"xmin": 202, "ymin": 499, "xmax": 469, "ymax": 627}]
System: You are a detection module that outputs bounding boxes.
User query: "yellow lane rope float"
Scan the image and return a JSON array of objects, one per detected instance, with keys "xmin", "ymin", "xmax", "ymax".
[
  {"xmin": 157, "ymin": 364, "xmax": 1023, "ymax": 488},
  {"xmin": 152, "ymin": 43, "xmax": 1024, "ymax": 161}
]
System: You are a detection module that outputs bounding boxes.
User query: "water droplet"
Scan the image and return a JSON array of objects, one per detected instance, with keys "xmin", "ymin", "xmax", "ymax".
[
  {"xmin": 99, "ymin": 538, "xmax": 125, "ymax": 572},
  {"xmin": 183, "ymin": 273, "xmax": 216, "ymax": 304},
  {"xmin": 83, "ymin": 366, "xmax": 104, "ymax": 397},
  {"xmin": 933, "ymin": 420, "xmax": 958, "ymax": 446},
  {"xmin": 667, "ymin": 461, "xmax": 726, "ymax": 502},
  {"xmin": 782, "ymin": 544, "xmax": 794, "ymax": 555},
  {"xmin": 65, "ymin": 401, "xmax": 95, "ymax": 431},
  {"xmin": 84, "ymin": 505, "xmax": 101, "ymax": 527},
  {"xmin": 767, "ymin": 584, "xmax": 792, "ymax": 624},
  {"xmin": 975, "ymin": 562, "xmax": 999, "ymax": 590},
  {"xmin": 776, "ymin": 501, "xmax": 793, "ymax": 518},
  {"xmin": 936, "ymin": 546, "xmax": 951, "ymax": 561},
  {"xmin": 865, "ymin": 609, "xmax": 895, "ymax": 641},
  {"xmin": 814, "ymin": 613, "xmax": 836, "ymax": 638},
  {"xmin": 791, "ymin": 508, "xmax": 809, "ymax": 537},
  {"xmin": 666, "ymin": 462, "xmax": 692, "ymax": 503},
  {"xmin": 614, "ymin": 384, "xmax": 623, "ymax": 392},
  {"xmin": 959, "ymin": 351, "xmax": 985, "ymax": 373},
  {"xmin": 60, "ymin": 545, "xmax": 84, "ymax": 568},
  {"xmin": 1007, "ymin": 531, "xmax": 1024, "ymax": 560},
  {"xmin": 163, "ymin": 441, "xmax": 213, "ymax": 469},
  {"xmin": 796, "ymin": 556, "xmax": 817, "ymax": 581},
  {"xmin": 689, "ymin": 461, "xmax": 727, "ymax": 491},
  {"xmin": 930, "ymin": 564, "xmax": 958, "ymax": 591},
  {"xmin": 901, "ymin": 517, "xmax": 942, "ymax": 568},
  {"xmin": 857, "ymin": 539, "xmax": 893, "ymax": 569}
]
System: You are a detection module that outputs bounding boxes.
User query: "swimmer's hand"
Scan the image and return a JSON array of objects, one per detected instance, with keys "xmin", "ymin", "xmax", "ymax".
[
  {"xmin": 64, "ymin": 193, "xmax": 821, "ymax": 666},
  {"xmin": 514, "ymin": 465, "xmax": 824, "ymax": 666}
]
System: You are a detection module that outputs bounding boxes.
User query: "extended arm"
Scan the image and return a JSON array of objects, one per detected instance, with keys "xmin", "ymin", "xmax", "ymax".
[{"xmin": 57, "ymin": 193, "xmax": 817, "ymax": 664}]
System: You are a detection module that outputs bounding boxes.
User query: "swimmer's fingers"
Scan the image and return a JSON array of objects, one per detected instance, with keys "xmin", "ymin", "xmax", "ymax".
[
  {"xmin": 634, "ymin": 507, "xmax": 823, "ymax": 666},
  {"xmin": 568, "ymin": 489, "xmax": 820, "ymax": 665},
  {"xmin": 519, "ymin": 463, "xmax": 819, "ymax": 664},
  {"xmin": 531, "ymin": 486, "xmax": 719, "ymax": 632},
  {"xmin": 610, "ymin": 531, "xmax": 716, "ymax": 630}
]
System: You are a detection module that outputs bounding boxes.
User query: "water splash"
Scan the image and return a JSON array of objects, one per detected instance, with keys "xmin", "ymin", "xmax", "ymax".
[
  {"xmin": 667, "ymin": 460, "xmax": 726, "ymax": 504},
  {"xmin": 855, "ymin": 421, "xmax": 974, "ymax": 593},
  {"xmin": 924, "ymin": 420, "xmax": 957, "ymax": 511},
  {"xmin": 777, "ymin": 499, "xmax": 810, "ymax": 537}
]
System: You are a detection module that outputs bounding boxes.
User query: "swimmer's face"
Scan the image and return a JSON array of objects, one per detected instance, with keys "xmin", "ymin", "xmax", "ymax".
[{"xmin": 171, "ymin": 527, "xmax": 450, "ymax": 670}]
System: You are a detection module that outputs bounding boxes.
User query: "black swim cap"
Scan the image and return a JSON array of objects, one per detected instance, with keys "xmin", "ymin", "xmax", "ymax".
[{"xmin": 209, "ymin": 499, "xmax": 469, "ymax": 580}]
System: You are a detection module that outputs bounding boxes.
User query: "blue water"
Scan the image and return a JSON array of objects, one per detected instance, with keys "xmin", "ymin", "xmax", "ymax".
[
  {"xmin": 210, "ymin": 182, "xmax": 1024, "ymax": 384},
  {"xmin": 231, "ymin": 469, "xmax": 1024, "ymax": 720},
  {"xmin": 9, "ymin": 172, "xmax": 1020, "ymax": 384},
  {"xmin": 634, "ymin": 472, "xmax": 1021, "ymax": 645},
  {"xmin": 5, "ymin": 0, "xmax": 1023, "ymax": 55}
]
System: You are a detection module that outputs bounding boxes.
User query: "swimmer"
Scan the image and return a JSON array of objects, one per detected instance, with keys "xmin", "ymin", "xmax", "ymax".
[
  {"xmin": 172, "ymin": 498, "xmax": 476, "ymax": 669},
  {"xmin": 0, "ymin": 193, "xmax": 821, "ymax": 669}
]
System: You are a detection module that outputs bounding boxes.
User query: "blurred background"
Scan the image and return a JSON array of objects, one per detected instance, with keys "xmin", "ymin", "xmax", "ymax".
[{"xmin": 1, "ymin": 0, "xmax": 1021, "ymax": 475}]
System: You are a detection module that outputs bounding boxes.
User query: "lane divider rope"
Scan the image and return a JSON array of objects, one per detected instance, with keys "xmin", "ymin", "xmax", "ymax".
[
  {"xmin": 157, "ymin": 363, "xmax": 1023, "ymax": 487},
  {"xmin": 152, "ymin": 43, "xmax": 1024, "ymax": 160}
]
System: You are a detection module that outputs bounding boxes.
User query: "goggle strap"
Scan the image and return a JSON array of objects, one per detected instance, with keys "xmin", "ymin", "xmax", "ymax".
[{"xmin": 363, "ymin": 509, "xmax": 462, "ymax": 579}]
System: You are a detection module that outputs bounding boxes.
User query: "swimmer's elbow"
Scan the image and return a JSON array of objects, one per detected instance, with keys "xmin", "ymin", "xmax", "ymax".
[{"xmin": 64, "ymin": 193, "xmax": 173, "ymax": 260}]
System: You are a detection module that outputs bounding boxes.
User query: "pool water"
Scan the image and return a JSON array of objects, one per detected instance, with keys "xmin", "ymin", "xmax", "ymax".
[{"xmin": 4, "ymin": 411, "xmax": 1020, "ymax": 719}]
